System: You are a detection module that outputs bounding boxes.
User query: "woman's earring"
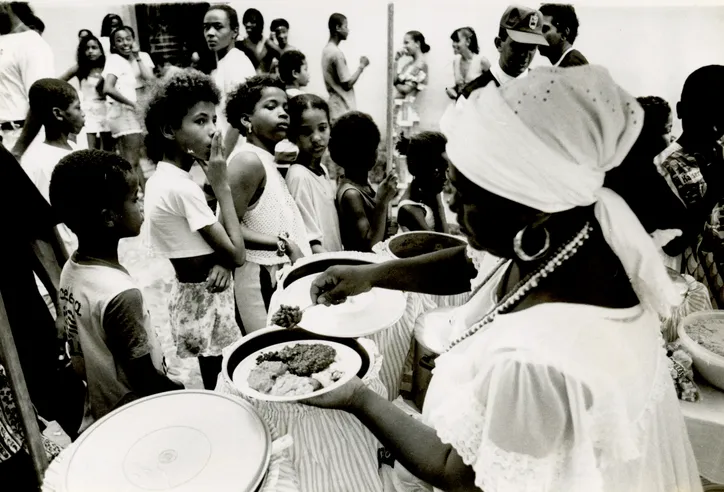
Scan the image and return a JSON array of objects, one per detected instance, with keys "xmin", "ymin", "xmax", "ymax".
[{"xmin": 513, "ymin": 226, "xmax": 550, "ymax": 262}]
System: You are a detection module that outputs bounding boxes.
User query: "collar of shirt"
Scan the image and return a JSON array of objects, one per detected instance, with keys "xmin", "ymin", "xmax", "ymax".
[
  {"xmin": 155, "ymin": 161, "xmax": 194, "ymax": 180},
  {"xmin": 491, "ymin": 60, "xmax": 526, "ymax": 86},
  {"xmin": 554, "ymin": 47, "xmax": 576, "ymax": 67}
]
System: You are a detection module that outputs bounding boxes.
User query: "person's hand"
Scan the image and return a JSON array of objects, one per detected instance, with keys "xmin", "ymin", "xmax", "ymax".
[
  {"xmin": 360, "ymin": 56, "xmax": 370, "ymax": 69},
  {"xmin": 310, "ymin": 265, "xmax": 374, "ymax": 306},
  {"xmin": 445, "ymin": 87, "xmax": 458, "ymax": 100},
  {"xmin": 394, "ymin": 50, "xmax": 405, "ymax": 61},
  {"xmin": 283, "ymin": 240, "xmax": 305, "ymax": 264},
  {"xmin": 300, "ymin": 376, "xmax": 366, "ymax": 410},
  {"xmin": 270, "ymin": 31, "xmax": 277, "ymax": 43},
  {"xmin": 206, "ymin": 264, "xmax": 232, "ymax": 293},
  {"xmin": 131, "ymin": 41, "xmax": 140, "ymax": 55},
  {"xmin": 199, "ymin": 131, "xmax": 228, "ymax": 190},
  {"xmin": 377, "ymin": 171, "xmax": 399, "ymax": 204},
  {"xmin": 54, "ymin": 313, "xmax": 66, "ymax": 342}
]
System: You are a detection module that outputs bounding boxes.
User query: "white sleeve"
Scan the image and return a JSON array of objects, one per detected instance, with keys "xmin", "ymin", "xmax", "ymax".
[
  {"xmin": 429, "ymin": 351, "xmax": 601, "ymax": 492},
  {"xmin": 171, "ymin": 182, "xmax": 218, "ymax": 232},
  {"xmin": 286, "ymin": 169, "xmax": 324, "ymax": 243},
  {"xmin": 103, "ymin": 54, "xmax": 123, "ymax": 78},
  {"xmin": 140, "ymin": 52, "xmax": 155, "ymax": 69},
  {"xmin": 21, "ymin": 37, "xmax": 54, "ymax": 94}
]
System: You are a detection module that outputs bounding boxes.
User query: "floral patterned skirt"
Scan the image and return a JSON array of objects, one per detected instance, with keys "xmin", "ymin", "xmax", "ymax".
[{"xmin": 168, "ymin": 281, "xmax": 241, "ymax": 359}]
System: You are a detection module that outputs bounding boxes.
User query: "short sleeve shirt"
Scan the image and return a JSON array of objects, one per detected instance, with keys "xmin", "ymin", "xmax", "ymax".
[
  {"xmin": 144, "ymin": 162, "xmax": 217, "ymax": 258},
  {"xmin": 103, "ymin": 52, "xmax": 154, "ymax": 103}
]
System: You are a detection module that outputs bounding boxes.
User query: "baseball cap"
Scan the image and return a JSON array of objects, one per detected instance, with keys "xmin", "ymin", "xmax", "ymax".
[{"xmin": 500, "ymin": 5, "xmax": 549, "ymax": 46}]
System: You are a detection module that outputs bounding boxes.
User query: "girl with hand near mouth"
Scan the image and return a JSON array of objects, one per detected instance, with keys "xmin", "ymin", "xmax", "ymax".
[
  {"xmin": 285, "ymin": 94, "xmax": 343, "ymax": 253},
  {"xmin": 225, "ymin": 75, "xmax": 311, "ymax": 334},
  {"xmin": 143, "ymin": 70, "xmax": 246, "ymax": 390},
  {"xmin": 103, "ymin": 26, "xmax": 155, "ymax": 191}
]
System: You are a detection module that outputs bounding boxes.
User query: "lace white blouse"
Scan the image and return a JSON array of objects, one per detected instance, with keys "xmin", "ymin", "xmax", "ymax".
[{"xmin": 421, "ymin": 255, "xmax": 702, "ymax": 492}]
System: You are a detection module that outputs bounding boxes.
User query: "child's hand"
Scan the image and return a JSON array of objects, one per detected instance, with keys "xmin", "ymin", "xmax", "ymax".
[
  {"xmin": 200, "ymin": 131, "xmax": 228, "ymax": 190},
  {"xmin": 360, "ymin": 56, "xmax": 370, "ymax": 68},
  {"xmin": 283, "ymin": 239, "xmax": 305, "ymax": 265},
  {"xmin": 378, "ymin": 171, "xmax": 399, "ymax": 203},
  {"xmin": 131, "ymin": 41, "xmax": 140, "ymax": 55},
  {"xmin": 206, "ymin": 264, "xmax": 232, "ymax": 293}
]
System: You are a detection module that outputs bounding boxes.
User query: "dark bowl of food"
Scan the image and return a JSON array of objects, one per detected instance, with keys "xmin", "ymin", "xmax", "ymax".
[
  {"xmin": 222, "ymin": 327, "xmax": 375, "ymax": 399},
  {"xmin": 387, "ymin": 231, "xmax": 467, "ymax": 259},
  {"xmin": 281, "ymin": 255, "xmax": 376, "ymax": 289}
]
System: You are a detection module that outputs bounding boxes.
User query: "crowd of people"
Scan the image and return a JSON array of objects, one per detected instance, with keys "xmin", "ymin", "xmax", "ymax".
[{"xmin": 1, "ymin": 1, "xmax": 723, "ymax": 491}]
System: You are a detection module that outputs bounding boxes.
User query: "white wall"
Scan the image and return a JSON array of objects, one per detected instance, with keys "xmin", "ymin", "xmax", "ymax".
[{"xmin": 27, "ymin": 1, "xmax": 724, "ymax": 136}]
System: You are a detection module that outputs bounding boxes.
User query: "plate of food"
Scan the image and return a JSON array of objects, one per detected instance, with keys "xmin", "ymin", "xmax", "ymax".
[
  {"xmin": 232, "ymin": 340, "xmax": 362, "ymax": 402},
  {"xmin": 274, "ymin": 273, "xmax": 407, "ymax": 337}
]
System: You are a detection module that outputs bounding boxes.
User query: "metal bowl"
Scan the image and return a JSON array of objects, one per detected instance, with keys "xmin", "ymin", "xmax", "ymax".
[{"xmin": 387, "ymin": 231, "xmax": 467, "ymax": 259}]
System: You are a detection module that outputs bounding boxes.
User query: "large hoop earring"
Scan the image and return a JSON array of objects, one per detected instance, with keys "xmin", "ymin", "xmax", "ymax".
[{"xmin": 513, "ymin": 226, "xmax": 550, "ymax": 262}]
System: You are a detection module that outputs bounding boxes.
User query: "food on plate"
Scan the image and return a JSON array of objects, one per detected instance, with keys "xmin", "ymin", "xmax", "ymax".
[
  {"xmin": 685, "ymin": 318, "xmax": 724, "ymax": 357},
  {"xmin": 272, "ymin": 305, "xmax": 303, "ymax": 328},
  {"xmin": 247, "ymin": 343, "xmax": 344, "ymax": 397}
]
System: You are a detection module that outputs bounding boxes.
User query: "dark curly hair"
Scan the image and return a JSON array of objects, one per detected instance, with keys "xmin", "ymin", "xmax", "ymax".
[
  {"xmin": 287, "ymin": 93, "xmax": 329, "ymax": 140},
  {"xmin": 50, "ymin": 150, "xmax": 134, "ymax": 234},
  {"xmin": 29, "ymin": 78, "xmax": 78, "ymax": 127},
  {"xmin": 329, "ymin": 111, "xmax": 380, "ymax": 171},
  {"xmin": 144, "ymin": 69, "xmax": 221, "ymax": 163},
  {"xmin": 278, "ymin": 50, "xmax": 306, "ymax": 86},
  {"xmin": 539, "ymin": 4, "xmax": 580, "ymax": 44},
  {"xmin": 225, "ymin": 74, "xmax": 286, "ymax": 135},
  {"xmin": 406, "ymin": 131, "xmax": 448, "ymax": 178}
]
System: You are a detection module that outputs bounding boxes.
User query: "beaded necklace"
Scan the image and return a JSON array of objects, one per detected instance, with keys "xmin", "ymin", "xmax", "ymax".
[{"xmin": 446, "ymin": 222, "xmax": 593, "ymax": 352}]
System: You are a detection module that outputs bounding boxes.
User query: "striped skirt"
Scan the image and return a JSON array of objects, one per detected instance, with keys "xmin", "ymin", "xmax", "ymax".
[{"xmin": 216, "ymin": 338, "xmax": 387, "ymax": 492}]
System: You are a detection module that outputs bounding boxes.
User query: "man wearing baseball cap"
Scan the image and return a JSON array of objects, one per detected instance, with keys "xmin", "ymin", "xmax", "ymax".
[{"xmin": 460, "ymin": 5, "xmax": 548, "ymax": 99}]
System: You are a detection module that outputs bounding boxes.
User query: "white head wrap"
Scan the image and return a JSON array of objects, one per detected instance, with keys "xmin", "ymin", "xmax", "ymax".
[{"xmin": 441, "ymin": 65, "xmax": 679, "ymax": 317}]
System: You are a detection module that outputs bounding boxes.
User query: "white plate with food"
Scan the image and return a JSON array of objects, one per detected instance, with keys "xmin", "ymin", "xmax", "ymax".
[
  {"xmin": 232, "ymin": 340, "xmax": 362, "ymax": 402},
  {"xmin": 275, "ymin": 273, "xmax": 407, "ymax": 337}
]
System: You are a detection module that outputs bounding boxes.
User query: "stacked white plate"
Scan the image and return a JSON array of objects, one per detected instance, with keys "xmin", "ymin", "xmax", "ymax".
[
  {"xmin": 277, "ymin": 272, "xmax": 407, "ymax": 337},
  {"xmin": 60, "ymin": 391, "xmax": 270, "ymax": 492}
]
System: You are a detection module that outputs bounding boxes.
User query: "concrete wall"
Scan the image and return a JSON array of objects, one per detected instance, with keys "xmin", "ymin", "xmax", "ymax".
[{"xmin": 28, "ymin": 0, "xmax": 724, "ymax": 137}]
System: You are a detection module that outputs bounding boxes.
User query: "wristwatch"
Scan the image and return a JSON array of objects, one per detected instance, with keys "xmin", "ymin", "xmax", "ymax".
[{"xmin": 276, "ymin": 232, "xmax": 290, "ymax": 257}]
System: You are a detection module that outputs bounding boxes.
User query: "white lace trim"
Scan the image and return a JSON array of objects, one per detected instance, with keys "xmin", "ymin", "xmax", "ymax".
[
  {"xmin": 466, "ymin": 245, "xmax": 489, "ymax": 291},
  {"xmin": 428, "ymin": 339, "xmax": 672, "ymax": 490}
]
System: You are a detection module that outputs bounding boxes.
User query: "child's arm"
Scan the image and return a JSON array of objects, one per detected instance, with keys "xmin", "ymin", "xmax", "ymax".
[
  {"xmin": 196, "ymin": 132, "xmax": 246, "ymax": 267},
  {"xmin": 228, "ymin": 152, "xmax": 305, "ymax": 262},
  {"xmin": 59, "ymin": 65, "xmax": 79, "ymax": 82},
  {"xmin": 433, "ymin": 193, "xmax": 450, "ymax": 234},
  {"xmin": 339, "ymin": 174, "xmax": 398, "ymax": 251},
  {"xmin": 104, "ymin": 289, "xmax": 184, "ymax": 396},
  {"xmin": 30, "ymin": 236, "xmax": 65, "ymax": 338},
  {"xmin": 398, "ymin": 204, "xmax": 433, "ymax": 232},
  {"xmin": 132, "ymin": 49, "xmax": 155, "ymax": 83},
  {"xmin": 103, "ymin": 74, "xmax": 137, "ymax": 109}
]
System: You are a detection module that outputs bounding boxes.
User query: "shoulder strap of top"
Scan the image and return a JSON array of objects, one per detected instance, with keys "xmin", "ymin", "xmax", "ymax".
[{"xmin": 459, "ymin": 68, "xmax": 499, "ymax": 100}]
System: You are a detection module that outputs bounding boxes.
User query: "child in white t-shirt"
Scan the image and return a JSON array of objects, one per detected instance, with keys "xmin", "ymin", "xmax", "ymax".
[
  {"xmin": 143, "ymin": 69, "xmax": 246, "ymax": 389},
  {"xmin": 285, "ymin": 94, "xmax": 342, "ymax": 252},
  {"xmin": 50, "ymin": 149, "xmax": 182, "ymax": 432},
  {"xmin": 22, "ymin": 79, "xmax": 85, "ymax": 314}
]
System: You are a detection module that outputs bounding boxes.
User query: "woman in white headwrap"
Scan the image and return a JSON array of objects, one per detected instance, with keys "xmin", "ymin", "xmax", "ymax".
[{"xmin": 303, "ymin": 66, "xmax": 702, "ymax": 492}]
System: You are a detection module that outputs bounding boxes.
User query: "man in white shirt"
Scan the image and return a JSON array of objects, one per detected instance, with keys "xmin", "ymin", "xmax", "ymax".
[
  {"xmin": 0, "ymin": 2, "xmax": 53, "ymax": 155},
  {"xmin": 460, "ymin": 5, "xmax": 548, "ymax": 98}
]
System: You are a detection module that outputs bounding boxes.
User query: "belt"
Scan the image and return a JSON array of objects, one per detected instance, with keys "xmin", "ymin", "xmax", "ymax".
[{"xmin": 0, "ymin": 120, "xmax": 24, "ymax": 131}]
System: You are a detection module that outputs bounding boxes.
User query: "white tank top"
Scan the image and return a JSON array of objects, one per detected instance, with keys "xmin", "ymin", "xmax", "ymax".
[{"xmin": 228, "ymin": 143, "xmax": 311, "ymax": 265}]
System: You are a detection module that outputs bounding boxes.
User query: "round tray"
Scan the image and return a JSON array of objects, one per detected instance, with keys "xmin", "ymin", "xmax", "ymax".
[{"xmin": 64, "ymin": 390, "xmax": 270, "ymax": 492}]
